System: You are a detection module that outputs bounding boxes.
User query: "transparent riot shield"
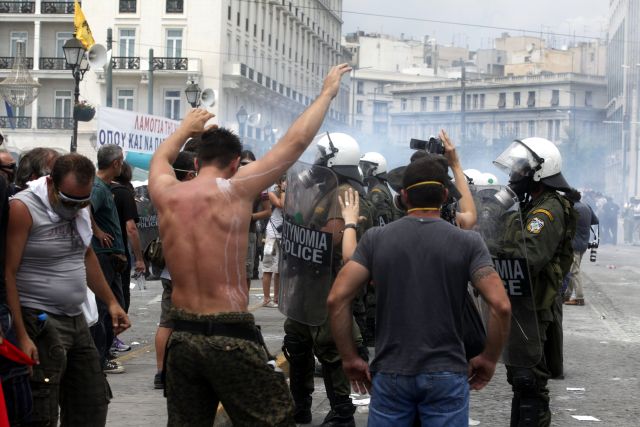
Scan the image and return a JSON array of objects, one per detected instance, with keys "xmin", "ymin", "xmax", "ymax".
[
  {"xmin": 278, "ymin": 162, "xmax": 339, "ymax": 326},
  {"xmin": 133, "ymin": 184, "xmax": 159, "ymax": 253},
  {"xmin": 471, "ymin": 185, "xmax": 542, "ymax": 368}
]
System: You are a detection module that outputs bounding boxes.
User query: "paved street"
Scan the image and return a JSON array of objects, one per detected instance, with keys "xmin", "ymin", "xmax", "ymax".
[{"xmin": 106, "ymin": 243, "xmax": 640, "ymax": 426}]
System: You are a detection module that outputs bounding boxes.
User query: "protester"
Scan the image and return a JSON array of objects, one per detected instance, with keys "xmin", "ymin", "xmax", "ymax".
[
  {"xmin": 90, "ymin": 145, "xmax": 128, "ymax": 374},
  {"xmin": 564, "ymin": 189, "xmax": 599, "ymax": 306},
  {"xmin": 5, "ymin": 153, "xmax": 130, "ymax": 425},
  {"xmin": 0, "ymin": 150, "xmax": 17, "ymax": 197},
  {"xmin": 15, "ymin": 148, "xmax": 60, "ymax": 193},
  {"xmin": 262, "ymin": 175, "xmax": 285, "ymax": 307},
  {"xmin": 241, "ymin": 150, "xmax": 271, "ymax": 290},
  {"xmin": 148, "ymin": 63, "xmax": 351, "ymax": 425},
  {"xmin": 0, "ymin": 158, "xmax": 32, "ymax": 425},
  {"xmin": 328, "ymin": 156, "xmax": 511, "ymax": 426},
  {"xmin": 601, "ymin": 197, "xmax": 619, "ymax": 245},
  {"xmin": 153, "ymin": 151, "xmax": 197, "ymax": 390}
]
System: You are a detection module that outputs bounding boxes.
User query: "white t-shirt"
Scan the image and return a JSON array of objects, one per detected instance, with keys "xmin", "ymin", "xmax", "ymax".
[{"xmin": 266, "ymin": 186, "xmax": 283, "ymax": 239}]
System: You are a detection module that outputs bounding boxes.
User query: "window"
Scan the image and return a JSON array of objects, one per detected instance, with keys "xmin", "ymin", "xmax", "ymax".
[
  {"xmin": 119, "ymin": 0, "xmax": 136, "ymax": 13},
  {"xmin": 420, "ymin": 97, "xmax": 427, "ymax": 112},
  {"xmin": 466, "ymin": 94, "xmax": 471, "ymax": 109},
  {"xmin": 166, "ymin": 29, "xmax": 183, "ymax": 57},
  {"xmin": 498, "ymin": 92, "xmax": 506, "ymax": 108},
  {"xmin": 237, "ymin": 11, "xmax": 240, "ymax": 26},
  {"xmin": 166, "ymin": 0, "xmax": 183, "ymax": 13},
  {"xmin": 513, "ymin": 92, "xmax": 521, "ymax": 107},
  {"xmin": 401, "ymin": 98, "xmax": 407, "ymax": 111},
  {"xmin": 54, "ymin": 91, "xmax": 72, "ymax": 118},
  {"xmin": 10, "ymin": 32, "xmax": 28, "ymax": 57},
  {"xmin": 356, "ymin": 81, "xmax": 364, "ymax": 95},
  {"xmin": 585, "ymin": 91, "xmax": 593, "ymax": 107},
  {"xmin": 373, "ymin": 102, "xmax": 387, "ymax": 115},
  {"xmin": 117, "ymin": 89, "xmax": 134, "ymax": 111},
  {"xmin": 227, "ymin": 4, "xmax": 231, "ymax": 20},
  {"xmin": 356, "ymin": 101, "xmax": 363, "ymax": 114},
  {"xmin": 528, "ymin": 120, "xmax": 535, "ymax": 136},
  {"xmin": 547, "ymin": 120, "xmax": 553, "ymax": 140},
  {"xmin": 480, "ymin": 94, "xmax": 485, "ymax": 109},
  {"xmin": 56, "ymin": 32, "xmax": 73, "ymax": 57},
  {"xmin": 551, "ymin": 90, "xmax": 559, "ymax": 107},
  {"xmin": 119, "ymin": 29, "xmax": 136, "ymax": 57},
  {"xmin": 433, "ymin": 96, "xmax": 440, "ymax": 112},
  {"xmin": 554, "ymin": 120, "xmax": 561, "ymax": 140},
  {"xmin": 446, "ymin": 96, "xmax": 453, "ymax": 110},
  {"xmin": 473, "ymin": 94, "xmax": 478, "ymax": 109},
  {"xmin": 527, "ymin": 91, "xmax": 536, "ymax": 108},
  {"xmin": 164, "ymin": 90, "xmax": 181, "ymax": 120}
]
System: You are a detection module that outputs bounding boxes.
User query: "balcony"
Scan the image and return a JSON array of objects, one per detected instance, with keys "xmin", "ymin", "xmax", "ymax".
[
  {"xmin": 39, "ymin": 57, "xmax": 71, "ymax": 70},
  {"xmin": 111, "ymin": 56, "xmax": 140, "ymax": 70},
  {"xmin": 152, "ymin": 57, "xmax": 188, "ymax": 71},
  {"xmin": 0, "ymin": 1, "xmax": 35, "ymax": 13},
  {"xmin": 41, "ymin": 1, "xmax": 77, "ymax": 14},
  {"xmin": 37, "ymin": 117, "xmax": 73, "ymax": 129},
  {"xmin": 0, "ymin": 57, "xmax": 34, "ymax": 69},
  {"xmin": 0, "ymin": 116, "xmax": 31, "ymax": 129}
]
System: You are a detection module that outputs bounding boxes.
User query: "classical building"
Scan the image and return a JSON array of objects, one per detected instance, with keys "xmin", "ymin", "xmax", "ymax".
[
  {"xmin": 606, "ymin": 0, "xmax": 640, "ymax": 202},
  {"xmin": 1, "ymin": 0, "xmax": 350, "ymax": 157},
  {"xmin": 389, "ymin": 73, "xmax": 607, "ymax": 188}
]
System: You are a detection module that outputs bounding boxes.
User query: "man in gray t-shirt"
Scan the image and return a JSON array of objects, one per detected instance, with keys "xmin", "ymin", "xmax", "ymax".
[{"xmin": 328, "ymin": 156, "xmax": 511, "ymax": 426}]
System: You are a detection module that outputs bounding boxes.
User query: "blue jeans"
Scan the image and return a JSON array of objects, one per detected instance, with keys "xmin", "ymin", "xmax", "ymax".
[{"xmin": 368, "ymin": 371, "xmax": 469, "ymax": 427}]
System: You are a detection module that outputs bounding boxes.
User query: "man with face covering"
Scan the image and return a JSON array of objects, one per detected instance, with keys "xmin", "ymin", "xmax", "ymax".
[
  {"xmin": 493, "ymin": 137, "xmax": 577, "ymax": 426},
  {"xmin": 5, "ymin": 153, "xmax": 130, "ymax": 425}
]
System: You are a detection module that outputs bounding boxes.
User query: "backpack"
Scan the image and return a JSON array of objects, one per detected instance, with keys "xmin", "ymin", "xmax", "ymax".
[{"xmin": 144, "ymin": 237, "xmax": 165, "ymax": 270}]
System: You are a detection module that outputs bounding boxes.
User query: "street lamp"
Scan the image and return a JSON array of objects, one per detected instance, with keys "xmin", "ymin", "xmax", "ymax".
[
  {"xmin": 63, "ymin": 36, "xmax": 89, "ymax": 153},
  {"xmin": 184, "ymin": 81, "xmax": 202, "ymax": 108},
  {"xmin": 236, "ymin": 106, "xmax": 248, "ymax": 138}
]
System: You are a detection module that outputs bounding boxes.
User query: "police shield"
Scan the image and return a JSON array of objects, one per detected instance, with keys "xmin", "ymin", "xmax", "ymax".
[
  {"xmin": 133, "ymin": 184, "xmax": 159, "ymax": 254},
  {"xmin": 472, "ymin": 185, "xmax": 542, "ymax": 368},
  {"xmin": 278, "ymin": 162, "xmax": 339, "ymax": 326}
]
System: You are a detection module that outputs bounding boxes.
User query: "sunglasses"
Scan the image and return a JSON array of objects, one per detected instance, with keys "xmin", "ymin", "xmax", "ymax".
[{"xmin": 55, "ymin": 188, "xmax": 92, "ymax": 209}]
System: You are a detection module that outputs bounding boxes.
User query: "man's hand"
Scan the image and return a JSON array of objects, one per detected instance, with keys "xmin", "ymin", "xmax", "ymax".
[
  {"xmin": 108, "ymin": 304, "xmax": 131, "ymax": 335},
  {"xmin": 17, "ymin": 335, "xmax": 39, "ymax": 366},
  {"xmin": 134, "ymin": 259, "xmax": 145, "ymax": 273},
  {"xmin": 339, "ymin": 188, "xmax": 360, "ymax": 225},
  {"xmin": 440, "ymin": 129, "xmax": 461, "ymax": 169},
  {"xmin": 94, "ymin": 229, "xmax": 114, "ymax": 248},
  {"xmin": 321, "ymin": 63, "xmax": 352, "ymax": 99},
  {"xmin": 342, "ymin": 356, "xmax": 372, "ymax": 395},
  {"xmin": 179, "ymin": 109, "xmax": 216, "ymax": 138},
  {"xmin": 468, "ymin": 353, "xmax": 497, "ymax": 391}
]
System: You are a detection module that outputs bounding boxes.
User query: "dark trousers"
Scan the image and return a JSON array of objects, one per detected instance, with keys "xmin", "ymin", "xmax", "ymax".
[{"xmin": 90, "ymin": 253, "xmax": 124, "ymax": 367}]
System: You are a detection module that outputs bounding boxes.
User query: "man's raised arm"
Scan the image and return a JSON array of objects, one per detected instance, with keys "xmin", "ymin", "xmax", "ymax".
[
  {"xmin": 149, "ymin": 110, "xmax": 214, "ymax": 199},
  {"xmin": 234, "ymin": 63, "xmax": 352, "ymax": 195}
]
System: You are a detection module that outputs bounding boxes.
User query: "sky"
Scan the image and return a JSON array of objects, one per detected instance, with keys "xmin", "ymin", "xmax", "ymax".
[{"xmin": 341, "ymin": 0, "xmax": 609, "ymax": 49}]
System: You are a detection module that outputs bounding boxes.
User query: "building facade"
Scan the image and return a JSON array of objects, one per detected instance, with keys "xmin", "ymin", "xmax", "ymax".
[
  {"xmin": 390, "ymin": 73, "xmax": 607, "ymax": 188},
  {"xmin": 1, "ymin": 0, "xmax": 350, "ymax": 157},
  {"xmin": 606, "ymin": 0, "xmax": 640, "ymax": 202}
]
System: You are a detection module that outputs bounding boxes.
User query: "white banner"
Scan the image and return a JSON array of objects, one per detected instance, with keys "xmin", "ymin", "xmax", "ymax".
[{"xmin": 97, "ymin": 107, "xmax": 180, "ymax": 153}]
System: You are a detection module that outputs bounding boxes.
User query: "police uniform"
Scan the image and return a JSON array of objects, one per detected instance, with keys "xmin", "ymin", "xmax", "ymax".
[
  {"xmin": 501, "ymin": 190, "xmax": 576, "ymax": 427},
  {"xmin": 283, "ymin": 181, "xmax": 367, "ymax": 426}
]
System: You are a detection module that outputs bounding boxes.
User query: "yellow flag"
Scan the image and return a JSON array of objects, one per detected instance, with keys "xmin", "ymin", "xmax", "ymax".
[{"xmin": 74, "ymin": 0, "xmax": 95, "ymax": 49}]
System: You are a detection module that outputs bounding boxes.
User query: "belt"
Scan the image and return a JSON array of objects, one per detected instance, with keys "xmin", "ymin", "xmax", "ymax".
[{"xmin": 172, "ymin": 319, "xmax": 261, "ymax": 344}]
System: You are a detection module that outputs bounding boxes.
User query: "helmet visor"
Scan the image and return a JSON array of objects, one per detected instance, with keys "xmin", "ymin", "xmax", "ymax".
[
  {"xmin": 359, "ymin": 160, "xmax": 378, "ymax": 177},
  {"xmin": 493, "ymin": 140, "xmax": 540, "ymax": 183}
]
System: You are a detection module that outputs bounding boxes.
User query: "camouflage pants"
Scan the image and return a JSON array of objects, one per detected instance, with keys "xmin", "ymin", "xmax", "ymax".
[{"xmin": 165, "ymin": 309, "xmax": 295, "ymax": 427}]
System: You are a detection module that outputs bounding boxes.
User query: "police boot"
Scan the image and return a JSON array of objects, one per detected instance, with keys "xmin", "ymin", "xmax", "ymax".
[
  {"xmin": 511, "ymin": 395, "xmax": 550, "ymax": 427},
  {"xmin": 321, "ymin": 363, "xmax": 355, "ymax": 427},
  {"xmin": 282, "ymin": 336, "xmax": 314, "ymax": 424}
]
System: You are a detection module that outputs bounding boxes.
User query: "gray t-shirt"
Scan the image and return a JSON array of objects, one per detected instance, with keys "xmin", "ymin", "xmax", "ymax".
[
  {"xmin": 352, "ymin": 216, "xmax": 493, "ymax": 375},
  {"xmin": 12, "ymin": 189, "xmax": 87, "ymax": 316}
]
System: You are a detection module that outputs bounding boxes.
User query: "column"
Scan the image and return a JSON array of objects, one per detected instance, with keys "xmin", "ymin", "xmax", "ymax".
[{"xmin": 33, "ymin": 21, "xmax": 41, "ymax": 71}]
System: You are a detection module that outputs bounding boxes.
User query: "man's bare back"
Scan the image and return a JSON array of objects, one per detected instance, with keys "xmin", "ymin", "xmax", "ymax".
[{"xmin": 148, "ymin": 64, "xmax": 352, "ymax": 316}]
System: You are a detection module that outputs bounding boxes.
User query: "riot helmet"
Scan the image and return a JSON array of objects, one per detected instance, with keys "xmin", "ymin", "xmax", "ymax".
[
  {"xmin": 493, "ymin": 137, "xmax": 570, "ymax": 202},
  {"xmin": 314, "ymin": 132, "xmax": 362, "ymax": 183},
  {"xmin": 360, "ymin": 152, "xmax": 388, "ymax": 178}
]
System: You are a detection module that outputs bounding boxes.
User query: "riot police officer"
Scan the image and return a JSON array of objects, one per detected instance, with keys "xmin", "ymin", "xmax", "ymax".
[
  {"xmin": 282, "ymin": 132, "xmax": 371, "ymax": 426},
  {"xmin": 360, "ymin": 152, "xmax": 398, "ymax": 227},
  {"xmin": 493, "ymin": 137, "xmax": 576, "ymax": 426}
]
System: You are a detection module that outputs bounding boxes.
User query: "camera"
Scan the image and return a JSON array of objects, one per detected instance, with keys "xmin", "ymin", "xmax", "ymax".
[
  {"xmin": 410, "ymin": 137, "xmax": 445, "ymax": 155},
  {"xmin": 587, "ymin": 241, "xmax": 598, "ymax": 262}
]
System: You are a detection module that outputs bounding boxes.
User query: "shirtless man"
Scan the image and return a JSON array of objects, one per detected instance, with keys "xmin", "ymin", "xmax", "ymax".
[{"xmin": 149, "ymin": 63, "xmax": 351, "ymax": 427}]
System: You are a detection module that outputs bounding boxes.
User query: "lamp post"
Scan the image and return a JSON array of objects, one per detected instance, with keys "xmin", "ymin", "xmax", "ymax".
[
  {"xmin": 236, "ymin": 105, "xmax": 248, "ymax": 138},
  {"xmin": 63, "ymin": 37, "xmax": 88, "ymax": 153},
  {"xmin": 184, "ymin": 81, "xmax": 202, "ymax": 108}
]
